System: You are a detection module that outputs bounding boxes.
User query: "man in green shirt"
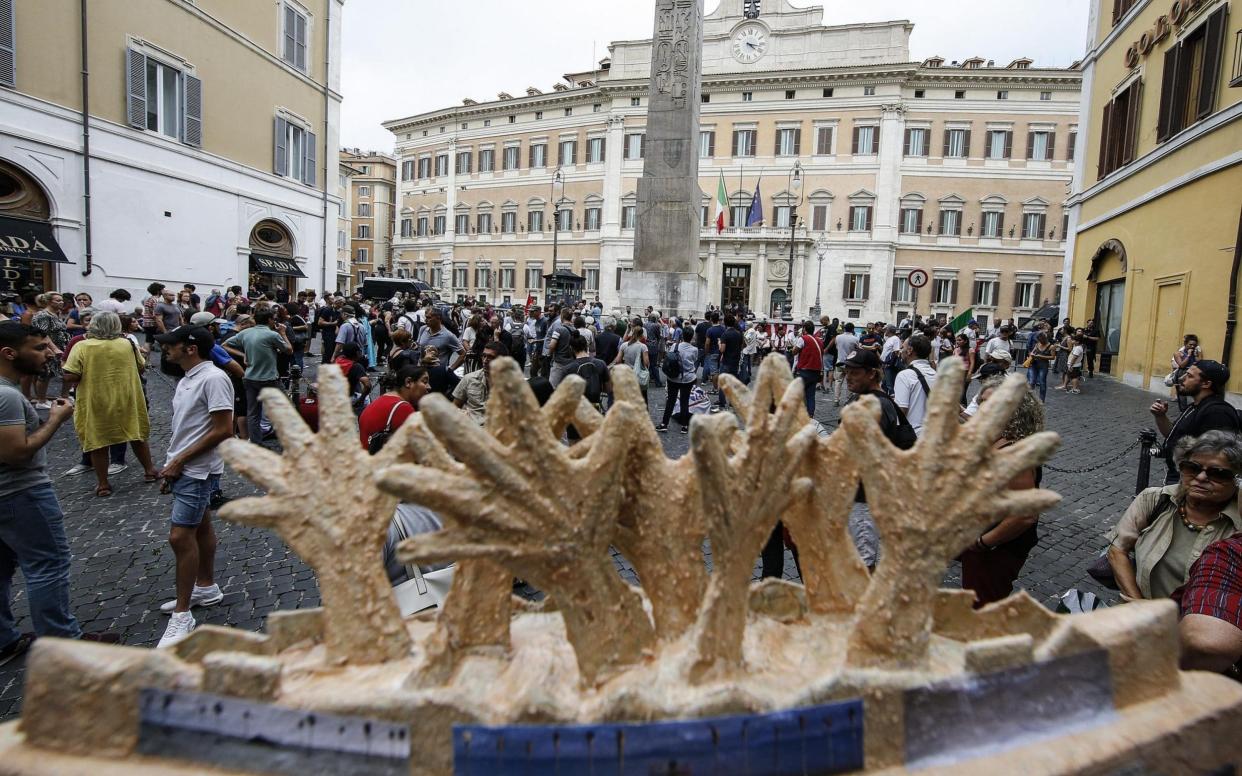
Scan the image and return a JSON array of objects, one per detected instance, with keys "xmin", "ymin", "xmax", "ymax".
[{"xmin": 223, "ymin": 308, "xmax": 291, "ymax": 444}]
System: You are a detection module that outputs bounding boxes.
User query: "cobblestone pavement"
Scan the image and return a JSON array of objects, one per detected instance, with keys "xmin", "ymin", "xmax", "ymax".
[{"xmin": 0, "ymin": 356, "xmax": 1161, "ymax": 720}]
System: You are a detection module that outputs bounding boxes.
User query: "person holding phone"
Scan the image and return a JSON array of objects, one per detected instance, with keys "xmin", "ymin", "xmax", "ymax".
[{"xmin": 1151, "ymin": 361, "xmax": 1241, "ymax": 485}]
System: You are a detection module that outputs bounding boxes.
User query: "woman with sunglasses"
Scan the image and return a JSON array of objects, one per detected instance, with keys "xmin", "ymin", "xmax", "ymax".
[{"xmin": 1109, "ymin": 430, "xmax": 1242, "ymax": 602}]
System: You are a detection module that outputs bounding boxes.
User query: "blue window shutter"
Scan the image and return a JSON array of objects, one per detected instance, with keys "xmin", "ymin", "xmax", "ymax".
[
  {"xmin": 303, "ymin": 129, "xmax": 317, "ymax": 186},
  {"xmin": 126, "ymin": 48, "xmax": 147, "ymax": 129},
  {"xmin": 182, "ymin": 74, "xmax": 202, "ymax": 147},
  {"xmin": 274, "ymin": 117, "xmax": 288, "ymax": 176}
]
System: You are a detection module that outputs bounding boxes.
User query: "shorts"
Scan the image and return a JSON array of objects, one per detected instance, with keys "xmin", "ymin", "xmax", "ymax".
[
  {"xmin": 704, "ymin": 352, "xmax": 720, "ymax": 377},
  {"xmin": 1068, "ymin": 367, "xmax": 1082, "ymax": 379},
  {"xmin": 170, "ymin": 473, "xmax": 222, "ymax": 527}
]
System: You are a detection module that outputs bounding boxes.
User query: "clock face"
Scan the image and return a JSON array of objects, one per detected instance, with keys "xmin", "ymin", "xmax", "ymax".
[{"xmin": 731, "ymin": 26, "xmax": 768, "ymax": 64}]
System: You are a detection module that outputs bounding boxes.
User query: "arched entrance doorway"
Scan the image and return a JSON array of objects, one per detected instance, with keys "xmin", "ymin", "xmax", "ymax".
[
  {"xmin": 769, "ymin": 288, "xmax": 788, "ymax": 319},
  {"xmin": 1087, "ymin": 239, "xmax": 1127, "ymax": 375},
  {"xmin": 248, "ymin": 219, "xmax": 305, "ymax": 300},
  {"xmin": 0, "ymin": 159, "xmax": 70, "ymax": 295}
]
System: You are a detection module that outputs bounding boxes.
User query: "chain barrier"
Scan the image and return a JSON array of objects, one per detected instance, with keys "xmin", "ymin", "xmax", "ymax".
[{"xmin": 1043, "ymin": 438, "xmax": 1142, "ymax": 474}]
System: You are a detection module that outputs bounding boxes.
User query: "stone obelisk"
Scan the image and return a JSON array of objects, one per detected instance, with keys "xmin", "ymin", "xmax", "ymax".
[{"xmin": 622, "ymin": 0, "xmax": 707, "ymax": 318}]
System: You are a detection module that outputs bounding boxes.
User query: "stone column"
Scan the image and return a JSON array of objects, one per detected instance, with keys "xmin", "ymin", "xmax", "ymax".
[
  {"xmin": 871, "ymin": 104, "xmax": 905, "ymax": 320},
  {"xmin": 599, "ymin": 115, "xmax": 627, "ymax": 310}
]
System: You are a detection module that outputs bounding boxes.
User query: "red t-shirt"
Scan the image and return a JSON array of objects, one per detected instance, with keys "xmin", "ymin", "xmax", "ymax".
[
  {"xmin": 357, "ymin": 394, "xmax": 414, "ymax": 450},
  {"xmin": 794, "ymin": 333, "xmax": 824, "ymax": 372}
]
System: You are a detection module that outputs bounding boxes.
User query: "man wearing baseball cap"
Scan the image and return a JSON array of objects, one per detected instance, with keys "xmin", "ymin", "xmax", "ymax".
[
  {"xmin": 1152, "ymin": 360, "xmax": 1241, "ymax": 484},
  {"xmin": 152, "ymin": 326, "xmax": 235, "ymax": 648}
]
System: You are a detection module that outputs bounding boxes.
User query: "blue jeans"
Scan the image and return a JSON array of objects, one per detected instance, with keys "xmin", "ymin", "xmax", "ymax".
[
  {"xmin": 798, "ymin": 368, "xmax": 820, "ymax": 418},
  {"xmin": 1027, "ymin": 361, "xmax": 1049, "ymax": 401},
  {"xmin": 0, "ymin": 483, "xmax": 81, "ymax": 648}
]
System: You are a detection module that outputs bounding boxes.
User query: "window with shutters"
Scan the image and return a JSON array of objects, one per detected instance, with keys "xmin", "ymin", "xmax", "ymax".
[
  {"xmin": 904, "ymin": 127, "xmax": 928, "ymax": 157},
  {"xmin": 498, "ymin": 146, "xmax": 517, "ymax": 171},
  {"xmin": 525, "ymin": 265, "xmax": 543, "ymax": 289},
  {"xmin": 400, "ymin": 219, "xmax": 412, "ymax": 238},
  {"xmin": 1157, "ymin": 6, "xmax": 1229, "ymax": 142},
  {"xmin": 1062, "ymin": 212, "xmax": 1070, "ymax": 240},
  {"xmin": 814, "ymin": 126, "xmax": 834, "ymax": 155},
  {"xmin": 1097, "ymin": 79, "xmax": 1142, "ymax": 178},
  {"xmin": 455, "ymin": 151, "xmax": 472, "ymax": 174},
  {"xmin": 702, "ymin": 205, "xmax": 710, "ymax": 228},
  {"xmin": 775, "ymin": 127, "xmax": 800, "ymax": 156},
  {"xmin": 730, "ymin": 204, "xmax": 749, "ymax": 228},
  {"xmin": 1027, "ymin": 130, "xmax": 1055, "ymax": 161},
  {"xmin": 852, "ymin": 125, "xmax": 877, "ymax": 155},
  {"xmin": 981, "ymin": 210, "xmax": 1005, "ymax": 238},
  {"xmin": 584, "ymin": 268, "xmax": 600, "ymax": 291},
  {"xmin": 500, "ymin": 211, "xmax": 516, "ymax": 233},
  {"xmin": 699, "ymin": 130, "xmax": 715, "ymax": 158},
  {"xmin": 417, "ymin": 216, "xmax": 429, "ymax": 236},
  {"xmin": 0, "ymin": 0, "xmax": 13, "ymax": 88},
  {"xmin": 454, "ymin": 267, "xmax": 468, "ymax": 288},
  {"xmin": 899, "ymin": 208, "xmax": 922, "ymax": 234},
  {"xmin": 281, "ymin": 3, "xmax": 309, "ymax": 72},
  {"xmin": 1112, "ymin": 0, "xmax": 1139, "ymax": 25},
  {"xmin": 478, "ymin": 149, "xmax": 495, "ymax": 172},
  {"xmin": 357, "ymin": 224, "xmax": 370, "ymax": 239},
  {"xmin": 400, "ymin": 161, "xmax": 413, "ymax": 181},
  {"xmin": 773, "ymin": 205, "xmax": 792, "ymax": 228},
  {"xmin": 556, "ymin": 207, "xmax": 572, "ymax": 232},
  {"xmin": 145, "ymin": 58, "xmax": 183, "ymax": 140},
  {"xmin": 585, "ymin": 207, "xmax": 602, "ymax": 231},
  {"xmin": 357, "ymin": 185, "xmax": 369, "ymax": 197},
  {"xmin": 732, "ymin": 128, "xmax": 756, "ymax": 157},
  {"xmin": 972, "ymin": 279, "xmax": 999, "ymax": 307},
  {"xmin": 625, "ymin": 133, "xmax": 645, "ymax": 160},
  {"xmin": 1014, "ymin": 279, "xmax": 1041, "ymax": 309},
  {"xmin": 931, "ymin": 278, "xmax": 957, "ymax": 305},
  {"xmin": 272, "ymin": 115, "xmax": 316, "ymax": 185},
  {"xmin": 849, "ymin": 205, "xmax": 873, "ymax": 232},
  {"xmin": 1067, "ymin": 131, "xmax": 1078, "ymax": 162},
  {"xmin": 433, "ymin": 214, "xmax": 446, "ymax": 235},
  {"xmin": 1022, "ymin": 212, "xmax": 1046, "ymax": 239},
  {"xmin": 812, "ymin": 204, "xmax": 829, "ymax": 231},
  {"xmin": 530, "ymin": 143, "xmax": 547, "ymax": 168},
  {"xmin": 125, "ymin": 49, "xmax": 203, "ymax": 147},
  {"xmin": 586, "ymin": 137, "xmax": 606, "ymax": 163},
  {"xmin": 357, "ymin": 202, "xmax": 371, "ymax": 217},
  {"xmin": 622, "ymin": 205, "xmax": 636, "ymax": 229},
  {"xmin": 558, "ymin": 139, "xmax": 577, "ymax": 166},
  {"xmin": 455, "ymin": 213, "xmax": 469, "ymax": 234},
  {"xmin": 500, "ymin": 268, "xmax": 515, "ymax": 289},
  {"xmin": 356, "ymin": 247, "xmax": 369, "ymax": 262},
  {"xmin": 938, "ymin": 209, "xmax": 962, "ymax": 236},
  {"xmin": 417, "ymin": 157, "xmax": 431, "ymax": 178},
  {"xmin": 843, "ymin": 273, "xmax": 870, "ymax": 301},
  {"xmin": 892, "ymin": 276, "xmax": 915, "ymax": 303},
  {"xmin": 528, "ymin": 210, "xmax": 544, "ymax": 232},
  {"xmin": 475, "ymin": 266, "xmax": 491, "ymax": 289},
  {"xmin": 477, "ymin": 212, "xmax": 493, "ymax": 233},
  {"xmin": 986, "ymin": 130, "xmax": 1012, "ymax": 160},
  {"xmin": 434, "ymin": 154, "xmax": 449, "ymax": 176},
  {"xmin": 943, "ymin": 128, "xmax": 970, "ymax": 158}
]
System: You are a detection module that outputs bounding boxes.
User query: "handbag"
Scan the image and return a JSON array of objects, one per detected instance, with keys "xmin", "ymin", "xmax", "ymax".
[
  {"xmin": 1022, "ymin": 354, "xmax": 1034, "ymax": 369},
  {"xmin": 366, "ymin": 400, "xmax": 409, "ymax": 455},
  {"xmin": 389, "ymin": 516, "xmax": 455, "ymax": 617},
  {"xmin": 1086, "ymin": 491, "xmax": 1173, "ymax": 590}
]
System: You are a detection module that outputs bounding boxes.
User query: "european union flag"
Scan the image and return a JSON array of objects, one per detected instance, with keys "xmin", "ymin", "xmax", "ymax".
[{"xmin": 746, "ymin": 183, "xmax": 763, "ymax": 227}]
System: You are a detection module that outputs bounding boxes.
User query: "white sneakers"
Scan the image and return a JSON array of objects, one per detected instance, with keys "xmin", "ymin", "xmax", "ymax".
[
  {"xmin": 107, "ymin": 463, "xmax": 128, "ymax": 476},
  {"xmin": 158, "ymin": 611, "xmax": 196, "ymax": 648},
  {"xmin": 63, "ymin": 463, "xmax": 91, "ymax": 476},
  {"xmin": 159, "ymin": 584, "xmax": 223, "ymax": 614}
]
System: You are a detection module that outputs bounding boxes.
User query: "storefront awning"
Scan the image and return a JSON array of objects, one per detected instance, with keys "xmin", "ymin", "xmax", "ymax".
[
  {"xmin": 250, "ymin": 253, "xmax": 307, "ymax": 278},
  {"xmin": 0, "ymin": 215, "xmax": 70, "ymax": 264}
]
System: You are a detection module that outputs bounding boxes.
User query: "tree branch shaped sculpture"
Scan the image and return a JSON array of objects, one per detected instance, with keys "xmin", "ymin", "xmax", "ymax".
[
  {"xmin": 839, "ymin": 360, "xmax": 1061, "ymax": 670},
  {"xmin": 380, "ymin": 359, "xmax": 655, "ymax": 685},
  {"xmin": 218, "ymin": 368, "xmax": 411, "ymax": 665},
  {"xmin": 689, "ymin": 355, "xmax": 817, "ymax": 680}
]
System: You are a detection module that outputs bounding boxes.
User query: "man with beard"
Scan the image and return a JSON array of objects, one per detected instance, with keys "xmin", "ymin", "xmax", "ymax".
[
  {"xmin": 0, "ymin": 323, "xmax": 117, "ymax": 665},
  {"xmin": 1152, "ymin": 361, "xmax": 1241, "ymax": 485}
]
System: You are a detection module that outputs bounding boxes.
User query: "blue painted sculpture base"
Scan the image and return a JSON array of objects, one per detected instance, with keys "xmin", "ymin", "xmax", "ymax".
[{"xmin": 453, "ymin": 698, "xmax": 864, "ymax": 776}]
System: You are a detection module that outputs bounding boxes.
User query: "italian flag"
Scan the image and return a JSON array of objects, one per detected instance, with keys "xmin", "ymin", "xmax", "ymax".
[{"xmin": 714, "ymin": 170, "xmax": 728, "ymax": 234}]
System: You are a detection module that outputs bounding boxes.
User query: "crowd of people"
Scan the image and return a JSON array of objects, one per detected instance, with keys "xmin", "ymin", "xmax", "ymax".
[{"xmin": 1, "ymin": 283, "xmax": 1240, "ymax": 677}]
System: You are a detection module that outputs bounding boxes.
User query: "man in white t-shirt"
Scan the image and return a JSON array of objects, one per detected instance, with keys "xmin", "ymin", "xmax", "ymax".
[
  {"xmin": 893, "ymin": 334, "xmax": 938, "ymax": 437},
  {"xmin": 831, "ymin": 322, "xmax": 861, "ymax": 407},
  {"xmin": 983, "ymin": 325, "xmax": 1015, "ymax": 369},
  {"xmin": 879, "ymin": 325, "xmax": 902, "ymax": 394}
]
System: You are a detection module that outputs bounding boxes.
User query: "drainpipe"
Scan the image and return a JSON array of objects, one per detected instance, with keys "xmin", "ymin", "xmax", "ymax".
[
  {"xmin": 78, "ymin": 0, "xmax": 93, "ymax": 276},
  {"xmin": 320, "ymin": 0, "xmax": 331, "ymax": 293},
  {"xmin": 1222, "ymin": 210, "xmax": 1242, "ymax": 370}
]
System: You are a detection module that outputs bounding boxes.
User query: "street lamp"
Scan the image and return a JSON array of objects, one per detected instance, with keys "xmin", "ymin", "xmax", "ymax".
[
  {"xmin": 811, "ymin": 234, "xmax": 828, "ymax": 319},
  {"xmin": 784, "ymin": 161, "xmax": 804, "ymax": 319},
  {"xmin": 550, "ymin": 167, "xmax": 565, "ymax": 271}
]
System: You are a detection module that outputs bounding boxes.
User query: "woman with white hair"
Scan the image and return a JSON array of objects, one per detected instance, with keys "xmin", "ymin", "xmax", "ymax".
[{"xmin": 61, "ymin": 312, "xmax": 159, "ymax": 497}]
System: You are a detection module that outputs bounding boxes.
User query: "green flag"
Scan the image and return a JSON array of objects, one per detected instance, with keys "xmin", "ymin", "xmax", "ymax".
[{"xmin": 949, "ymin": 308, "xmax": 974, "ymax": 334}]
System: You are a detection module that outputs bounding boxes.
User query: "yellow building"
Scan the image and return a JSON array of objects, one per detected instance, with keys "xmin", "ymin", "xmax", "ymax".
[
  {"xmin": 339, "ymin": 149, "xmax": 396, "ymax": 290},
  {"xmin": 1065, "ymin": 0, "xmax": 1241, "ymax": 395},
  {"xmin": 0, "ymin": 0, "xmax": 343, "ymax": 299}
]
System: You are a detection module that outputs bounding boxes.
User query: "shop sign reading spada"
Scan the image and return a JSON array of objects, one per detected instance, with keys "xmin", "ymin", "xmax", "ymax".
[{"xmin": 1123, "ymin": 0, "xmax": 1209, "ymax": 68}]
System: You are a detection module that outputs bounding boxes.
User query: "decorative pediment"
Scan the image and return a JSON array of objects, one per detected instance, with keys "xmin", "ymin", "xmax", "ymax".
[
  {"xmin": 454, "ymin": 202, "xmax": 471, "ymax": 212},
  {"xmin": 501, "ymin": 199, "xmax": 518, "ymax": 209},
  {"xmin": 527, "ymin": 196, "xmax": 547, "ymax": 207},
  {"xmin": 584, "ymin": 193, "xmax": 605, "ymax": 205},
  {"xmin": 980, "ymin": 195, "xmax": 1009, "ymax": 206},
  {"xmin": 476, "ymin": 200, "xmax": 495, "ymax": 210},
  {"xmin": 849, "ymin": 188, "xmax": 877, "ymax": 201},
  {"xmin": 1023, "ymin": 196, "xmax": 1050, "ymax": 208},
  {"xmin": 937, "ymin": 193, "xmax": 966, "ymax": 206},
  {"xmin": 900, "ymin": 192, "xmax": 926, "ymax": 204},
  {"xmin": 808, "ymin": 188, "xmax": 834, "ymax": 202}
]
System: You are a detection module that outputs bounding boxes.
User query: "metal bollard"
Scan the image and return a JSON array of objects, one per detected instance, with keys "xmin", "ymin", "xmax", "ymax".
[{"xmin": 1136, "ymin": 428, "xmax": 1158, "ymax": 495}]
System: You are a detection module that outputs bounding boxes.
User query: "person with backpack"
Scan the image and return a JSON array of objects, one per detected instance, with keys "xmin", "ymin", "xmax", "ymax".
[
  {"xmin": 332, "ymin": 305, "xmax": 370, "ymax": 366},
  {"xmin": 790, "ymin": 319, "xmax": 824, "ymax": 418},
  {"xmin": 893, "ymin": 334, "xmax": 937, "ymax": 437},
  {"xmin": 1151, "ymin": 360, "xmax": 1242, "ymax": 485},
  {"xmin": 545, "ymin": 307, "xmax": 578, "ymax": 387},
  {"xmin": 656, "ymin": 327, "xmax": 699, "ymax": 434},
  {"xmin": 567, "ymin": 335, "xmax": 609, "ymax": 411}
]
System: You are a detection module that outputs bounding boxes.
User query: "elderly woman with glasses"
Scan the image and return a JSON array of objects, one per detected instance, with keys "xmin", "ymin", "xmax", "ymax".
[{"xmin": 1109, "ymin": 430, "xmax": 1242, "ymax": 601}]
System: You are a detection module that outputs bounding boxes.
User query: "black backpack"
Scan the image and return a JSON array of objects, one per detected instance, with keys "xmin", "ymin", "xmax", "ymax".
[
  {"xmin": 873, "ymin": 391, "xmax": 917, "ymax": 451},
  {"xmin": 662, "ymin": 345, "xmax": 684, "ymax": 380}
]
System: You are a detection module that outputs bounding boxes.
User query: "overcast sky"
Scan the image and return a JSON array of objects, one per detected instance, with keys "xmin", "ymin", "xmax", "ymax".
[{"xmin": 340, "ymin": 0, "xmax": 1090, "ymax": 152}]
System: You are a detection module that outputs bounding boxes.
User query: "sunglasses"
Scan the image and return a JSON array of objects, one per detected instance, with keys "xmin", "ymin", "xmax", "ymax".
[{"xmin": 1177, "ymin": 460, "xmax": 1237, "ymax": 484}]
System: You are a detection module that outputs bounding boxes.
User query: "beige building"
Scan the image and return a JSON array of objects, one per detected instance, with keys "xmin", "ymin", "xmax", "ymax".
[
  {"xmin": 336, "ymin": 159, "xmax": 357, "ymax": 293},
  {"xmin": 339, "ymin": 148, "xmax": 396, "ymax": 291},
  {"xmin": 383, "ymin": 0, "xmax": 1080, "ymax": 329},
  {"xmin": 0, "ymin": 0, "xmax": 343, "ymax": 299}
]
